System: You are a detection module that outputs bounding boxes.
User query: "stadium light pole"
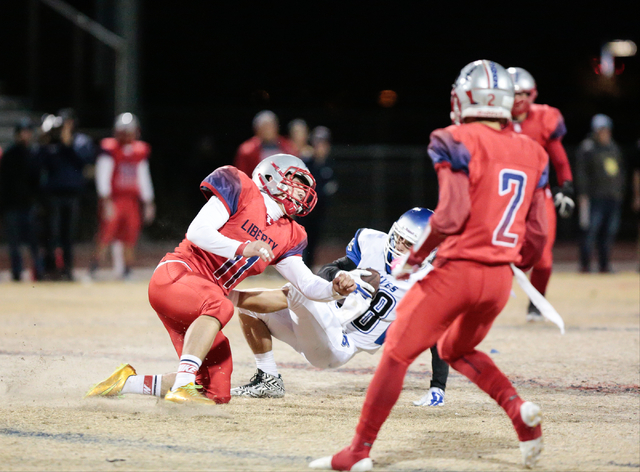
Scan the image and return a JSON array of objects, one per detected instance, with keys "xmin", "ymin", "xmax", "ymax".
[{"xmin": 38, "ymin": 0, "xmax": 138, "ymax": 114}]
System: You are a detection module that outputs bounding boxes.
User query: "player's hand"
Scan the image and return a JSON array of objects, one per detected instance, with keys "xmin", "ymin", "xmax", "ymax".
[
  {"xmin": 102, "ymin": 198, "xmax": 115, "ymax": 221},
  {"xmin": 143, "ymin": 202, "xmax": 156, "ymax": 225},
  {"xmin": 332, "ymin": 271, "xmax": 357, "ymax": 297},
  {"xmin": 243, "ymin": 240, "xmax": 274, "ymax": 262},
  {"xmin": 391, "ymin": 252, "xmax": 419, "ymax": 280},
  {"xmin": 553, "ymin": 181, "xmax": 575, "ymax": 218}
]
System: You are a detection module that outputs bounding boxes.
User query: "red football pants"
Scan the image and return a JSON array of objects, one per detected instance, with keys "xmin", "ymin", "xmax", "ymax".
[
  {"xmin": 529, "ymin": 189, "xmax": 556, "ymax": 295},
  {"xmin": 351, "ymin": 260, "xmax": 539, "ymax": 447},
  {"xmin": 148, "ymin": 260, "xmax": 235, "ymax": 403},
  {"xmin": 98, "ymin": 196, "xmax": 142, "ymax": 245}
]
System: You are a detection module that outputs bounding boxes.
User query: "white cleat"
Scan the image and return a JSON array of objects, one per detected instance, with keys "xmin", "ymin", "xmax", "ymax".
[
  {"xmin": 519, "ymin": 401, "xmax": 543, "ymax": 468},
  {"xmin": 520, "ymin": 437, "xmax": 543, "ymax": 468},
  {"xmin": 309, "ymin": 456, "xmax": 373, "ymax": 472},
  {"xmin": 413, "ymin": 387, "xmax": 445, "ymax": 406}
]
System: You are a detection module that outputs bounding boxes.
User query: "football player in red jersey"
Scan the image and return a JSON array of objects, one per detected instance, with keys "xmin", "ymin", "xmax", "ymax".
[
  {"xmin": 507, "ymin": 67, "xmax": 575, "ymax": 322},
  {"xmin": 309, "ymin": 60, "xmax": 549, "ymax": 471},
  {"xmin": 90, "ymin": 113, "xmax": 156, "ymax": 279},
  {"xmin": 86, "ymin": 154, "xmax": 365, "ymax": 405}
]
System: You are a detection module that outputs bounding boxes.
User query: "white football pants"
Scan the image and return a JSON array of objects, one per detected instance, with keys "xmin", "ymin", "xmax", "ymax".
[{"xmin": 238, "ymin": 284, "xmax": 359, "ymax": 369}]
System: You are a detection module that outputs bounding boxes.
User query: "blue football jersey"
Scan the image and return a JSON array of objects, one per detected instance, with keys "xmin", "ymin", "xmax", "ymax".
[{"xmin": 340, "ymin": 228, "xmax": 432, "ymax": 352}]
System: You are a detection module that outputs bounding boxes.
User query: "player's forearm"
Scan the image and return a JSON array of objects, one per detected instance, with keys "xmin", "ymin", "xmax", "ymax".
[
  {"xmin": 517, "ymin": 187, "xmax": 548, "ymax": 271},
  {"xmin": 317, "ymin": 256, "xmax": 357, "ymax": 282},
  {"xmin": 186, "ymin": 196, "xmax": 243, "ymax": 259},
  {"xmin": 275, "ymin": 256, "xmax": 341, "ymax": 302},
  {"xmin": 95, "ymin": 154, "xmax": 114, "ymax": 198},
  {"xmin": 546, "ymin": 139, "xmax": 573, "ymax": 186}
]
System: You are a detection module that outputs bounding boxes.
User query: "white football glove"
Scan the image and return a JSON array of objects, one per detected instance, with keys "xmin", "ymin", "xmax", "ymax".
[
  {"xmin": 554, "ymin": 192, "xmax": 575, "ymax": 218},
  {"xmin": 336, "ymin": 290, "xmax": 373, "ymax": 326},
  {"xmin": 553, "ymin": 181, "xmax": 575, "ymax": 218},
  {"xmin": 335, "ymin": 269, "xmax": 375, "ymax": 296}
]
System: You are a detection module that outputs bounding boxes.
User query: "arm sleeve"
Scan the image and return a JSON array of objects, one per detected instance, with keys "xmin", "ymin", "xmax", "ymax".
[
  {"xmin": 516, "ymin": 187, "xmax": 548, "ymax": 271},
  {"xmin": 137, "ymin": 160, "xmax": 155, "ymax": 203},
  {"xmin": 275, "ymin": 256, "xmax": 341, "ymax": 302},
  {"xmin": 429, "ymin": 165, "xmax": 471, "ymax": 235},
  {"xmin": 574, "ymin": 144, "xmax": 588, "ymax": 196},
  {"xmin": 186, "ymin": 196, "xmax": 244, "ymax": 259},
  {"xmin": 95, "ymin": 154, "xmax": 114, "ymax": 198},
  {"xmin": 546, "ymin": 139, "xmax": 573, "ymax": 186},
  {"xmin": 317, "ymin": 256, "xmax": 358, "ymax": 282}
]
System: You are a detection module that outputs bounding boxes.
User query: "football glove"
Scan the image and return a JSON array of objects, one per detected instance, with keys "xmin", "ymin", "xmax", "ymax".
[
  {"xmin": 553, "ymin": 181, "xmax": 575, "ymax": 218},
  {"xmin": 335, "ymin": 269, "xmax": 375, "ymax": 296},
  {"xmin": 336, "ymin": 290, "xmax": 373, "ymax": 326}
]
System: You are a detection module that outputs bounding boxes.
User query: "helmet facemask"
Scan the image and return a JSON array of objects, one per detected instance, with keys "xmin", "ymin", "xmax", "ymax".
[{"xmin": 258, "ymin": 163, "xmax": 318, "ymax": 217}]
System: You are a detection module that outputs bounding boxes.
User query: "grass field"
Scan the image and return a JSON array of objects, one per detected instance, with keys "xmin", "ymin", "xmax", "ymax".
[{"xmin": 0, "ymin": 270, "xmax": 638, "ymax": 471}]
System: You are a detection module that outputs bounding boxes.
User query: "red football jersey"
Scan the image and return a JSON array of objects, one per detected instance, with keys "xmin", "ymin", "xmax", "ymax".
[
  {"xmin": 509, "ymin": 104, "xmax": 573, "ymax": 186},
  {"xmin": 101, "ymin": 137, "xmax": 151, "ymax": 199},
  {"xmin": 167, "ymin": 166, "xmax": 307, "ymax": 294},
  {"xmin": 427, "ymin": 123, "xmax": 548, "ymax": 264}
]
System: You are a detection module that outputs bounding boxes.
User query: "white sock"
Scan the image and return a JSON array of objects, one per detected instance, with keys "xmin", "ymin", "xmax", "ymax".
[
  {"xmin": 255, "ymin": 351, "xmax": 278, "ymax": 377},
  {"xmin": 122, "ymin": 375, "xmax": 162, "ymax": 397},
  {"xmin": 172, "ymin": 354, "xmax": 202, "ymax": 391}
]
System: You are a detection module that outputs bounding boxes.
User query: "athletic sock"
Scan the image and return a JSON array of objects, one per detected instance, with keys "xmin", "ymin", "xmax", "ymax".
[
  {"xmin": 172, "ymin": 355, "xmax": 202, "ymax": 391},
  {"xmin": 122, "ymin": 375, "xmax": 162, "ymax": 397},
  {"xmin": 448, "ymin": 349, "xmax": 541, "ymax": 441},
  {"xmin": 255, "ymin": 351, "xmax": 279, "ymax": 377}
]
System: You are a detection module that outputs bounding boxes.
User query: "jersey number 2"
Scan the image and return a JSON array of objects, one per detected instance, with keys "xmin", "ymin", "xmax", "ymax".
[{"xmin": 492, "ymin": 169, "xmax": 527, "ymax": 247}]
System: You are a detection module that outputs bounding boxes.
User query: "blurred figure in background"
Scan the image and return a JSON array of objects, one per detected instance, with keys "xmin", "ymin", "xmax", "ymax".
[
  {"xmin": 576, "ymin": 114, "xmax": 626, "ymax": 273},
  {"xmin": 57, "ymin": 108, "xmax": 96, "ymax": 166},
  {"xmin": 507, "ymin": 67, "xmax": 574, "ymax": 322},
  {"xmin": 299, "ymin": 126, "xmax": 338, "ymax": 268},
  {"xmin": 0, "ymin": 118, "xmax": 44, "ymax": 281},
  {"xmin": 37, "ymin": 113, "xmax": 90, "ymax": 281},
  {"xmin": 288, "ymin": 118, "xmax": 314, "ymax": 161},
  {"xmin": 233, "ymin": 110, "xmax": 296, "ymax": 176},
  {"xmin": 90, "ymin": 113, "xmax": 155, "ymax": 279}
]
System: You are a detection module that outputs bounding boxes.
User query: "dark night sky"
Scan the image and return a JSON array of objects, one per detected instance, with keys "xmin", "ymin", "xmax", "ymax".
[
  {"xmin": 2, "ymin": 1, "xmax": 639, "ymax": 146},
  {"xmin": 1, "ymin": 1, "xmax": 638, "ymax": 239}
]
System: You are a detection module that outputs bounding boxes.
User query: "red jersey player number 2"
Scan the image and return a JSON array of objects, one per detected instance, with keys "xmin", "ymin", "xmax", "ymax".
[{"xmin": 493, "ymin": 169, "xmax": 528, "ymax": 247}]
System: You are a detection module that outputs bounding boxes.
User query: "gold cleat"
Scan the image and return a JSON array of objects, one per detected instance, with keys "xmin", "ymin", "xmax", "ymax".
[
  {"xmin": 164, "ymin": 383, "xmax": 216, "ymax": 405},
  {"xmin": 84, "ymin": 363, "xmax": 136, "ymax": 398}
]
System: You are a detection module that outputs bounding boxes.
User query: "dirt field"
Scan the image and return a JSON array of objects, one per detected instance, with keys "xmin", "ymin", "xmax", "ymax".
[{"xmin": 0, "ymin": 271, "xmax": 638, "ymax": 471}]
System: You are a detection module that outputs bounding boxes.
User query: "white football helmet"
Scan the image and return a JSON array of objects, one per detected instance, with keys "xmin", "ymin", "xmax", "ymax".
[
  {"xmin": 450, "ymin": 60, "xmax": 515, "ymax": 125},
  {"xmin": 114, "ymin": 112, "xmax": 140, "ymax": 133},
  {"xmin": 252, "ymin": 154, "xmax": 317, "ymax": 217},
  {"xmin": 507, "ymin": 67, "xmax": 538, "ymax": 117},
  {"xmin": 385, "ymin": 207, "xmax": 433, "ymax": 271}
]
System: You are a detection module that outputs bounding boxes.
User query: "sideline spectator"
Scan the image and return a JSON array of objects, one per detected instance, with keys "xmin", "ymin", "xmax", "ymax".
[
  {"xmin": 58, "ymin": 108, "xmax": 96, "ymax": 165},
  {"xmin": 89, "ymin": 113, "xmax": 155, "ymax": 279},
  {"xmin": 576, "ymin": 114, "xmax": 626, "ymax": 273},
  {"xmin": 299, "ymin": 126, "xmax": 338, "ymax": 268},
  {"xmin": 37, "ymin": 113, "xmax": 90, "ymax": 281},
  {"xmin": 0, "ymin": 118, "xmax": 44, "ymax": 281},
  {"xmin": 233, "ymin": 110, "xmax": 296, "ymax": 176},
  {"xmin": 288, "ymin": 118, "xmax": 314, "ymax": 161}
]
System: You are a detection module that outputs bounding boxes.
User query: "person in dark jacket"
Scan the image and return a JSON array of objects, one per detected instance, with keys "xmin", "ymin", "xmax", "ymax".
[
  {"xmin": 0, "ymin": 118, "xmax": 44, "ymax": 281},
  {"xmin": 576, "ymin": 114, "xmax": 626, "ymax": 273},
  {"xmin": 37, "ymin": 114, "xmax": 91, "ymax": 280}
]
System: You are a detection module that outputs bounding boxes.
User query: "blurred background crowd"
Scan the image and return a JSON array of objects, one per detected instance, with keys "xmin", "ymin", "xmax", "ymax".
[{"xmin": 0, "ymin": 1, "xmax": 638, "ymax": 280}]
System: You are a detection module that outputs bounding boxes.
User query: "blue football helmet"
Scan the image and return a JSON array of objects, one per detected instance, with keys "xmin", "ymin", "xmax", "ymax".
[{"xmin": 385, "ymin": 207, "xmax": 434, "ymax": 272}]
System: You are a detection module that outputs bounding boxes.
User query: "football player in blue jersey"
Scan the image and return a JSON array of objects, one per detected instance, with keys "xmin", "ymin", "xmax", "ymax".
[{"xmin": 229, "ymin": 207, "xmax": 449, "ymax": 406}]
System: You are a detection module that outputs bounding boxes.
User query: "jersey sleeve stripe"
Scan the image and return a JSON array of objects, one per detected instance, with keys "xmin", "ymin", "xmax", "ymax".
[
  {"xmin": 274, "ymin": 239, "xmax": 308, "ymax": 264},
  {"xmin": 346, "ymin": 228, "xmax": 364, "ymax": 265},
  {"xmin": 428, "ymin": 129, "xmax": 471, "ymax": 175},
  {"xmin": 200, "ymin": 167, "xmax": 242, "ymax": 216}
]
